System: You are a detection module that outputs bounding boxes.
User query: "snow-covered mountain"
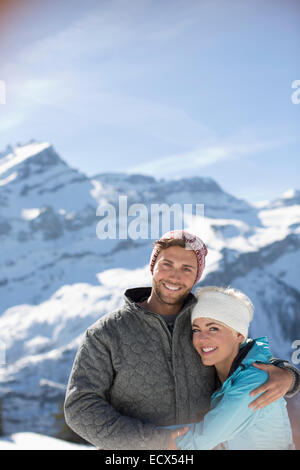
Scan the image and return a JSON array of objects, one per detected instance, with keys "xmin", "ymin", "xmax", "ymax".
[{"xmin": 0, "ymin": 141, "xmax": 299, "ymax": 445}]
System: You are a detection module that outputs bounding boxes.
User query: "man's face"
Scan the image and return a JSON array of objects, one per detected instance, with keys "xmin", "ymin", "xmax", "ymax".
[{"xmin": 152, "ymin": 245, "xmax": 198, "ymax": 306}]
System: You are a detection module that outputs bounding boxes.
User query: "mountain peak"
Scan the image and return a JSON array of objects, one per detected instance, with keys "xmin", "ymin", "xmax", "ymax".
[
  {"xmin": 282, "ymin": 189, "xmax": 300, "ymax": 200},
  {"xmin": 0, "ymin": 141, "xmax": 67, "ymax": 182},
  {"xmin": 160, "ymin": 175, "xmax": 222, "ymax": 193},
  {"xmin": 93, "ymin": 172, "xmax": 157, "ymax": 186},
  {"xmin": 265, "ymin": 188, "xmax": 300, "ymax": 209}
]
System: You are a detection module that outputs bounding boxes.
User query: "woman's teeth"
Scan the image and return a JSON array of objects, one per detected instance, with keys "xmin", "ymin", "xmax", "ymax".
[{"xmin": 201, "ymin": 347, "xmax": 217, "ymax": 353}]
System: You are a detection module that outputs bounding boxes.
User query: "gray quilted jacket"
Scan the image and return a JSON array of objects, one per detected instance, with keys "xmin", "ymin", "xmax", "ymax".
[{"xmin": 64, "ymin": 287, "xmax": 216, "ymax": 450}]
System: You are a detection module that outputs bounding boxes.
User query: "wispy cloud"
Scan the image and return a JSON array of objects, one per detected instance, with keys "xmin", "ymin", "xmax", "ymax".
[
  {"xmin": 1, "ymin": 0, "xmax": 206, "ymax": 142},
  {"xmin": 3, "ymin": 0, "xmax": 197, "ymax": 71},
  {"xmin": 126, "ymin": 138, "xmax": 285, "ymax": 178}
]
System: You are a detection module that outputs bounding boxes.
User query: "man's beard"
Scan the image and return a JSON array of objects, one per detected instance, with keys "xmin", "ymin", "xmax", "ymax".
[{"xmin": 152, "ymin": 279, "xmax": 191, "ymax": 306}]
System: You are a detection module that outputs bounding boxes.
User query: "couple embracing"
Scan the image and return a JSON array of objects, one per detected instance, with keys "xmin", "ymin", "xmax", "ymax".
[{"xmin": 64, "ymin": 230, "xmax": 298, "ymax": 450}]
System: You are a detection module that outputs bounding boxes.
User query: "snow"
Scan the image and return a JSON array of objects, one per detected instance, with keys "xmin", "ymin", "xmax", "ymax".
[
  {"xmin": 0, "ymin": 433, "xmax": 94, "ymax": 450},
  {"xmin": 0, "ymin": 142, "xmax": 51, "ymax": 176},
  {"xmin": 0, "ymin": 171, "xmax": 17, "ymax": 186},
  {"xmin": 21, "ymin": 208, "xmax": 43, "ymax": 220},
  {"xmin": 96, "ymin": 266, "xmax": 151, "ymax": 289},
  {"xmin": 0, "ymin": 140, "xmax": 299, "ymax": 440},
  {"xmin": 264, "ymin": 248, "xmax": 300, "ymax": 292},
  {"xmin": 259, "ymin": 205, "xmax": 300, "ymax": 228},
  {"xmin": 282, "ymin": 189, "xmax": 297, "ymax": 199}
]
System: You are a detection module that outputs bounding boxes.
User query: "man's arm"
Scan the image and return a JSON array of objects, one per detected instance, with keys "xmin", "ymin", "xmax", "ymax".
[
  {"xmin": 270, "ymin": 359, "xmax": 300, "ymax": 398},
  {"xmin": 249, "ymin": 359, "xmax": 300, "ymax": 411},
  {"xmin": 64, "ymin": 327, "xmax": 172, "ymax": 450}
]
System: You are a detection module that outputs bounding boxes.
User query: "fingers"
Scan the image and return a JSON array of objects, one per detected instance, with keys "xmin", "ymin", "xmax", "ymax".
[
  {"xmin": 249, "ymin": 391, "xmax": 280, "ymax": 411},
  {"xmin": 172, "ymin": 426, "xmax": 188, "ymax": 438},
  {"xmin": 250, "ymin": 362, "xmax": 272, "ymax": 396},
  {"xmin": 250, "ymin": 363, "xmax": 274, "ymax": 397},
  {"xmin": 250, "ymin": 364, "xmax": 292, "ymax": 399},
  {"xmin": 178, "ymin": 426, "xmax": 189, "ymax": 436},
  {"xmin": 252, "ymin": 362, "xmax": 272, "ymax": 371},
  {"xmin": 169, "ymin": 427, "xmax": 189, "ymax": 450},
  {"xmin": 248, "ymin": 363, "xmax": 293, "ymax": 412},
  {"xmin": 171, "ymin": 427, "xmax": 189, "ymax": 440},
  {"xmin": 250, "ymin": 383, "xmax": 268, "ymax": 397}
]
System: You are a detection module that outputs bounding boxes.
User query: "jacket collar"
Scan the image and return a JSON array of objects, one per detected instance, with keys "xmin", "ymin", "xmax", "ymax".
[
  {"xmin": 239, "ymin": 336, "xmax": 272, "ymax": 367},
  {"xmin": 227, "ymin": 339, "xmax": 255, "ymax": 377},
  {"xmin": 216, "ymin": 336, "xmax": 273, "ymax": 389},
  {"xmin": 123, "ymin": 286, "xmax": 197, "ymax": 316}
]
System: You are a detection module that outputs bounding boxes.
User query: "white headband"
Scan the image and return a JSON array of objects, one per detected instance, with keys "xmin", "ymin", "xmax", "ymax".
[{"xmin": 191, "ymin": 288, "xmax": 252, "ymax": 339}]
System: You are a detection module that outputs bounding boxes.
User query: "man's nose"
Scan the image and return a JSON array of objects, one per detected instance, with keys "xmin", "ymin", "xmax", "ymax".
[{"xmin": 172, "ymin": 269, "xmax": 182, "ymax": 280}]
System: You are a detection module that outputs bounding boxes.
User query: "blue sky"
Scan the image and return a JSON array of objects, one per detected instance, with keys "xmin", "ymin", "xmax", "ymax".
[{"xmin": 0, "ymin": 0, "xmax": 299, "ymax": 202}]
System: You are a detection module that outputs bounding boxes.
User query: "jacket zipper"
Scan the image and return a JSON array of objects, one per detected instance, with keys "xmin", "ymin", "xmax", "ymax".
[
  {"xmin": 140, "ymin": 305, "xmax": 193, "ymax": 424},
  {"xmin": 144, "ymin": 311, "xmax": 180, "ymax": 422}
]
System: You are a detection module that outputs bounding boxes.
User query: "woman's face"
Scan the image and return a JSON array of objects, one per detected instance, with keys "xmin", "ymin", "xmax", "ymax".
[{"xmin": 192, "ymin": 317, "xmax": 244, "ymax": 369}]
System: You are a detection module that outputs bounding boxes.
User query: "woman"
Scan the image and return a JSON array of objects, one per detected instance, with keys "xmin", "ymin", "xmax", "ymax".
[{"xmin": 168, "ymin": 286, "xmax": 295, "ymax": 450}]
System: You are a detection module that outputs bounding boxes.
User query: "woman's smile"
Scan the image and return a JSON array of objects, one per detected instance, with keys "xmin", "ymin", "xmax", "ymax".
[{"xmin": 200, "ymin": 346, "xmax": 218, "ymax": 354}]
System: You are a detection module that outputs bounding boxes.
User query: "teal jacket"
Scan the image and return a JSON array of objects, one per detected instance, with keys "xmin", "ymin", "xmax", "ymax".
[{"xmin": 175, "ymin": 337, "xmax": 295, "ymax": 450}]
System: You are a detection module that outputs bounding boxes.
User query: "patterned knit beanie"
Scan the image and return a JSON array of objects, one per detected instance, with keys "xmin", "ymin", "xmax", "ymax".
[{"xmin": 149, "ymin": 230, "xmax": 208, "ymax": 285}]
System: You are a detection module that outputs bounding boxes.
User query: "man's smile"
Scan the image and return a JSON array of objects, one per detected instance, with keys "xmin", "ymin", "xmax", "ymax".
[{"xmin": 162, "ymin": 282, "xmax": 182, "ymax": 292}]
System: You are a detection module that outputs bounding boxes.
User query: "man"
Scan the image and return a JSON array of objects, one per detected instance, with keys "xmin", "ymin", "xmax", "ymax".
[{"xmin": 64, "ymin": 230, "xmax": 299, "ymax": 450}]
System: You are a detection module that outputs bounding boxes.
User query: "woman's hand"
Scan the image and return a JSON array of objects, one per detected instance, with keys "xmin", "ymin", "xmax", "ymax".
[{"xmin": 168, "ymin": 426, "xmax": 189, "ymax": 450}]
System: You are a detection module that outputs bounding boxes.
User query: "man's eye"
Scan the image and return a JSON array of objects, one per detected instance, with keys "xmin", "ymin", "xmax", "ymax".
[{"xmin": 192, "ymin": 329, "xmax": 200, "ymax": 334}]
